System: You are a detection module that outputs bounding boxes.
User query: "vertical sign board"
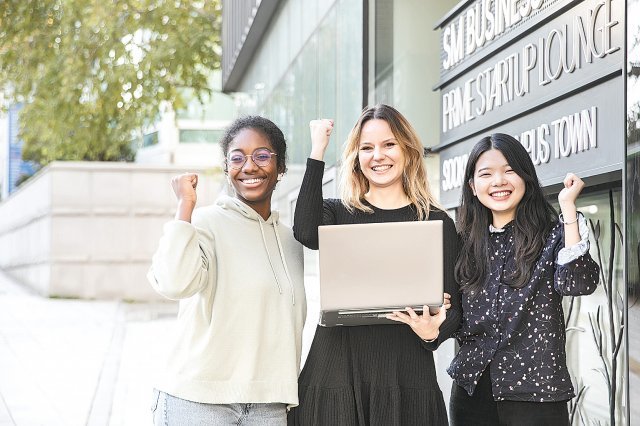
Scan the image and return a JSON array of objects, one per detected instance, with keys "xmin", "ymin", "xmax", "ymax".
[{"xmin": 435, "ymin": 0, "xmax": 624, "ymax": 208}]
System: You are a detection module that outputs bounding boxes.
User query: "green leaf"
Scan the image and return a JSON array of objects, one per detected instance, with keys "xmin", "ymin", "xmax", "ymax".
[{"xmin": 0, "ymin": 0, "xmax": 222, "ymax": 166}]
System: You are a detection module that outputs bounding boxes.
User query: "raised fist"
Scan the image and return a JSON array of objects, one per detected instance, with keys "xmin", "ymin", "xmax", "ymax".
[
  {"xmin": 309, "ymin": 119, "xmax": 334, "ymax": 160},
  {"xmin": 171, "ymin": 173, "xmax": 198, "ymax": 205}
]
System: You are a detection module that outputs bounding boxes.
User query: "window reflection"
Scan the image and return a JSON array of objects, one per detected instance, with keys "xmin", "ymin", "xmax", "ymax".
[
  {"xmin": 627, "ymin": 0, "xmax": 640, "ymax": 422},
  {"xmin": 553, "ymin": 189, "xmax": 625, "ymax": 424}
]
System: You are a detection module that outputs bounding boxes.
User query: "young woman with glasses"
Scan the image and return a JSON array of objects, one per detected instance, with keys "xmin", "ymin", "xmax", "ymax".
[
  {"xmin": 287, "ymin": 104, "xmax": 461, "ymax": 426},
  {"xmin": 148, "ymin": 116, "xmax": 306, "ymax": 425}
]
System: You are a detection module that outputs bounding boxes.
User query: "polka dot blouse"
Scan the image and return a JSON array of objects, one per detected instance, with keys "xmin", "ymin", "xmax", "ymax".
[{"xmin": 447, "ymin": 215, "xmax": 599, "ymax": 402}]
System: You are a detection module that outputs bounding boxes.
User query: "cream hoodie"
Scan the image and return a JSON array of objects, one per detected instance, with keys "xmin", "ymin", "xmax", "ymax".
[{"xmin": 148, "ymin": 195, "xmax": 306, "ymax": 405}]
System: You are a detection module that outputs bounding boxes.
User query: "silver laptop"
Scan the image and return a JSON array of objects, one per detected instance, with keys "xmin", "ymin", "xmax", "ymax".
[{"xmin": 318, "ymin": 220, "xmax": 443, "ymax": 327}]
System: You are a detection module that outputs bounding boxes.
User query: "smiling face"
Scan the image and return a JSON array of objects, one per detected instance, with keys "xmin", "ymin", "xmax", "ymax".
[
  {"xmin": 470, "ymin": 148, "xmax": 526, "ymax": 228},
  {"xmin": 357, "ymin": 119, "xmax": 406, "ymax": 192},
  {"xmin": 226, "ymin": 128, "xmax": 281, "ymax": 217}
]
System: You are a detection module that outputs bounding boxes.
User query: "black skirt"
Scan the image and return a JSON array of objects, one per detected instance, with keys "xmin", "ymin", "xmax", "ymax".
[{"xmin": 288, "ymin": 324, "xmax": 448, "ymax": 426}]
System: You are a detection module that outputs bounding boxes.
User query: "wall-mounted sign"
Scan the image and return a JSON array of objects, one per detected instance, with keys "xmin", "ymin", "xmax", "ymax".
[
  {"xmin": 439, "ymin": 78, "xmax": 623, "ymax": 207},
  {"xmin": 438, "ymin": 0, "xmax": 583, "ymax": 81},
  {"xmin": 436, "ymin": 0, "xmax": 624, "ymax": 208},
  {"xmin": 442, "ymin": 0, "xmax": 550, "ymax": 72}
]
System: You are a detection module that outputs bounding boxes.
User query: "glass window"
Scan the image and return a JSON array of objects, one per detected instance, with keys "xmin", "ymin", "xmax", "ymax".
[
  {"xmin": 335, "ymin": 0, "xmax": 364, "ymax": 163},
  {"xmin": 369, "ymin": 0, "xmax": 459, "ymax": 146},
  {"xmin": 372, "ymin": 0, "xmax": 394, "ymax": 105},
  {"xmin": 627, "ymin": 0, "xmax": 640, "ymax": 422},
  {"xmin": 179, "ymin": 129, "xmax": 224, "ymax": 144},
  {"xmin": 299, "ymin": 34, "xmax": 319, "ymax": 165},
  {"xmin": 551, "ymin": 188, "xmax": 625, "ymax": 425},
  {"xmin": 142, "ymin": 131, "xmax": 158, "ymax": 147},
  {"xmin": 234, "ymin": 0, "xmax": 363, "ymax": 168},
  {"xmin": 367, "ymin": 0, "xmax": 459, "ymax": 202}
]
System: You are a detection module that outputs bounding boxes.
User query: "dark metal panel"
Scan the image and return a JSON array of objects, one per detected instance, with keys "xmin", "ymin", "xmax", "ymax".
[
  {"xmin": 435, "ymin": 0, "xmax": 581, "ymax": 88},
  {"xmin": 438, "ymin": 77, "xmax": 625, "ymax": 207},
  {"xmin": 436, "ymin": 0, "xmax": 624, "ymax": 148},
  {"xmin": 221, "ymin": 0, "xmax": 281, "ymax": 92}
]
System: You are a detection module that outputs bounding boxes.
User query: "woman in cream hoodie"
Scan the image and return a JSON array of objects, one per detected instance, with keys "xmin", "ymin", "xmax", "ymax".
[{"xmin": 148, "ymin": 116, "xmax": 306, "ymax": 425}]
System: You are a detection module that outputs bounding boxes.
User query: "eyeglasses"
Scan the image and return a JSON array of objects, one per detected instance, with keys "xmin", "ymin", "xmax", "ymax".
[{"xmin": 226, "ymin": 148, "xmax": 277, "ymax": 170}]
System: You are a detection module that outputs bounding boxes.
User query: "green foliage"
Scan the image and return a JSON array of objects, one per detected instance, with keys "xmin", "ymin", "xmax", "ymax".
[{"xmin": 0, "ymin": 0, "xmax": 221, "ymax": 165}]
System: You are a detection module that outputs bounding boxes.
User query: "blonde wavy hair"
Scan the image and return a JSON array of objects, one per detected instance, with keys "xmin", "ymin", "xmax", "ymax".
[{"xmin": 339, "ymin": 104, "xmax": 442, "ymax": 220}]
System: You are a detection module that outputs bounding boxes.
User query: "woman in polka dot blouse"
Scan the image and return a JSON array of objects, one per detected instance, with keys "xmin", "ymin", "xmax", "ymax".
[{"xmin": 448, "ymin": 133, "xmax": 599, "ymax": 426}]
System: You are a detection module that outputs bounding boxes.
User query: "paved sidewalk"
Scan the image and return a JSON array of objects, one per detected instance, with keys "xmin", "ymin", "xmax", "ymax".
[
  {"xmin": 0, "ymin": 271, "xmax": 176, "ymax": 426},
  {"xmin": 0, "ymin": 269, "xmax": 319, "ymax": 426},
  {"xmin": 0, "ymin": 266, "xmax": 451, "ymax": 425}
]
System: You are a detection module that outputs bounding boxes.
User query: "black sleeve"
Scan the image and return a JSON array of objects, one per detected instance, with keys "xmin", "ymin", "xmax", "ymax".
[
  {"xmin": 293, "ymin": 158, "xmax": 338, "ymax": 250},
  {"xmin": 422, "ymin": 212, "xmax": 462, "ymax": 351}
]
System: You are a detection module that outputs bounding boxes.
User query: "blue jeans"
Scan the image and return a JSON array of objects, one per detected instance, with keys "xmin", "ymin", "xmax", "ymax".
[{"xmin": 151, "ymin": 390, "xmax": 287, "ymax": 425}]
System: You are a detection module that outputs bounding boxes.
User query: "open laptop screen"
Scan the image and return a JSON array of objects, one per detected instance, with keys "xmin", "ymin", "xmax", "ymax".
[{"xmin": 317, "ymin": 221, "xmax": 443, "ymax": 326}]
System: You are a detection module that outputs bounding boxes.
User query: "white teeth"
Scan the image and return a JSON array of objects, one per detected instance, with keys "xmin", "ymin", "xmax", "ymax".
[
  {"xmin": 372, "ymin": 165, "xmax": 392, "ymax": 171},
  {"xmin": 491, "ymin": 191, "xmax": 511, "ymax": 197},
  {"xmin": 242, "ymin": 178, "xmax": 264, "ymax": 184}
]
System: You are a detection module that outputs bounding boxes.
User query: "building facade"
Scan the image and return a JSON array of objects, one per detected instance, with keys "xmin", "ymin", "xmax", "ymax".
[
  {"xmin": 0, "ymin": 104, "xmax": 36, "ymax": 200},
  {"xmin": 135, "ymin": 71, "xmax": 237, "ymax": 168},
  {"xmin": 222, "ymin": 0, "xmax": 638, "ymax": 423}
]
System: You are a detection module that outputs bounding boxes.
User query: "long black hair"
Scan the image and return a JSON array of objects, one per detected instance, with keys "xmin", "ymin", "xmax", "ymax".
[{"xmin": 455, "ymin": 133, "xmax": 558, "ymax": 294}]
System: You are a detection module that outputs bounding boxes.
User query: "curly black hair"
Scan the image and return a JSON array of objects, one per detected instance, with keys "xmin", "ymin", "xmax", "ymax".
[{"xmin": 220, "ymin": 116, "xmax": 287, "ymax": 173}]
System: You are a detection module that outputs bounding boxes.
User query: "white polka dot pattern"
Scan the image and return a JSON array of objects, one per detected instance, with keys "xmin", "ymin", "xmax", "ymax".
[{"xmin": 447, "ymin": 220, "xmax": 600, "ymax": 402}]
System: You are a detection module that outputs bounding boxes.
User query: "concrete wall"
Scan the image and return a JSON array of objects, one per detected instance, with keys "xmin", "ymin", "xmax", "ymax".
[{"xmin": 0, "ymin": 161, "xmax": 223, "ymax": 300}]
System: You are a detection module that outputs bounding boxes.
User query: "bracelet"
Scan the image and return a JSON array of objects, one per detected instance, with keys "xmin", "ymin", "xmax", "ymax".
[{"xmin": 561, "ymin": 215, "xmax": 579, "ymax": 225}]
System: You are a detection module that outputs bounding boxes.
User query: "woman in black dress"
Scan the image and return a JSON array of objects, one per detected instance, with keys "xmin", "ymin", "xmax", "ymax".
[{"xmin": 288, "ymin": 104, "xmax": 461, "ymax": 426}]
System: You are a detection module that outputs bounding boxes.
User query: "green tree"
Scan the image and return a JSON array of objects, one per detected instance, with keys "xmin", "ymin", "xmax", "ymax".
[{"xmin": 0, "ymin": 0, "xmax": 221, "ymax": 166}]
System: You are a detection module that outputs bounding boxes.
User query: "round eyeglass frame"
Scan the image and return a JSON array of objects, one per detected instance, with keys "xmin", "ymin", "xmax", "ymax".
[{"xmin": 226, "ymin": 149, "xmax": 278, "ymax": 170}]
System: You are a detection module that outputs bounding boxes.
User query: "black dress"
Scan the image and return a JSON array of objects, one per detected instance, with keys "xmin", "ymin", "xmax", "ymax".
[{"xmin": 288, "ymin": 159, "xmax": 461, "ymax": 426}]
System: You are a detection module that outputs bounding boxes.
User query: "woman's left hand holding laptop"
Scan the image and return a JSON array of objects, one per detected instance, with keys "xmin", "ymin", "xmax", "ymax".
[{"xmin": 386, "ymin": 293, "xmax": 452, "ymax": 341}]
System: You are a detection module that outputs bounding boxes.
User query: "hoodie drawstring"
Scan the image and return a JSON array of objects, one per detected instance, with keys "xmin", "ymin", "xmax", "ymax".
[
  {"xmin": 258, "ymin": 220, "xmax": 283, "ymax": 295},
  {"xmin": 225, "ymin": 196, "xmax": 295, "ymax": 306},
  {"xmin": 274, "ymin": 221, "xmax": 296, "ymax": 306}
]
